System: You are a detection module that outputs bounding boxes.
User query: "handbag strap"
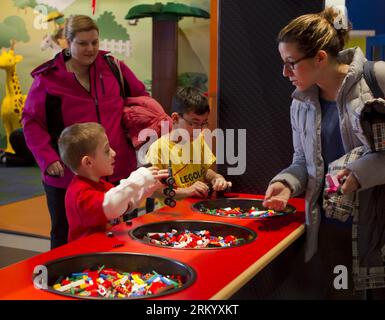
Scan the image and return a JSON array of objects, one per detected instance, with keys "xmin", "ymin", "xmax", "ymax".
[
  {"xmin": 363, "ymin": 61, "xmax": 385, "ymax": 99},
  {"xmin": 104, "ymin": 55, "xmax": 131, "ymax": 98}
]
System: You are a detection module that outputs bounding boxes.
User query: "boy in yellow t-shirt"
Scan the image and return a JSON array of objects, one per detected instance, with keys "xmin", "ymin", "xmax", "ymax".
[{"xmin": 146, "ymin": 87, "xmax": 231, "ymax": 199}]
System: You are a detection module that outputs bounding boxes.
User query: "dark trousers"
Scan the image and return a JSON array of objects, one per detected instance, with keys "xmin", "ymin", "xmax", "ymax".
[
  {"xmin": 43, "ymin": 182, "xmax": 69, "ymax": 249},
  {"xmin": 262, "ymin": 218, "xmax": 365, "ymax": 299},
  {"xmin": 146, "ymin": 198, "xmax": 155, "ymax": 213},
  {"xmin": 285, "ymin": 218, "xmax": 385, "ymax": 299},
  {"xmin": 301, "ymin": 219, "xmax": 363, "ymax": 299}
]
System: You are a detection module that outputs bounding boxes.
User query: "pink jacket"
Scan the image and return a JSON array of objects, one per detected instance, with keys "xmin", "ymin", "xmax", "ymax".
[
  {"xmin": 122, "ymin": 96, "xmax": 172, "ymax": 150},
  {"xmin": 22, "ymin": 51, "xmax": 148, "ymax": 188}
]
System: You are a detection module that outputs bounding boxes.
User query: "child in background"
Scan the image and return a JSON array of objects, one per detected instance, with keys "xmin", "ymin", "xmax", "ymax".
[
  {"xmin": 58, "ymin": 122, "xmax": 168, "ymax": 242},
  {"xmin": 146, "ymin": 86, "xmax": 231, "ymax": 199}
]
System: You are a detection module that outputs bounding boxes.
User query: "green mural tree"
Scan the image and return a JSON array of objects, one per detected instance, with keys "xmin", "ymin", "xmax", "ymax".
[
  {"xmin": 0, "ymin": 16, "xmax": 30, "ymax": 49},
  {"xmin": 97, "ymin": 12, "xmax": 129, "ymax": 40},
  {"xmin": 13, "ymin": 0, "xmax": 37, "ymax": 10},
  {"xmin": 13, "ymin": 0, "xmax": 58, "ymax": 13},
  {"xmin": 125, "ymin": 2, "xmax": 209, "ymax": 113},
  {"xmin": 178, "ymin": 72, "xmax": 208, "ymax": 92}
]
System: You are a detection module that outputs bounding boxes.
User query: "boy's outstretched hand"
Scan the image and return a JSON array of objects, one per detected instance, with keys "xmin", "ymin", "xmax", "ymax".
[
  {"xmin": 147, "ymin": 166, "xmax": 169, "ymax": 182},
  {"xmin": 263, "ymin": 181, "xmax": 291, "ymax": 211}
]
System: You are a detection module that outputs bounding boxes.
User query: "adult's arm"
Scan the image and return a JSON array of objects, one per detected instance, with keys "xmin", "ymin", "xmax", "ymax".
[
  {"xmin": 270, "ymin": 101, "xmax": 308, "ymax": 197},
  {"xmin": 374, "ymin": 60, "xmax": 385, "ymax": 94},
  {"xmin": 22, "ymin": 76, "xmax": 61, "ymax": 174},
  {"xmin": 347, "ymin": 151, "xmax": 385, "ymax": 190},
  {"xmin": 348, "ymin": 61, "xmax": 385, "ymax": 190}
]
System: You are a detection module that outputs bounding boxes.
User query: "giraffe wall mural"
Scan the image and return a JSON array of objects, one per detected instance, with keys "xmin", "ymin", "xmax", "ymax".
[{"xmin": 0, "ymin": 49, "xmax": 26, "ymax": 154}]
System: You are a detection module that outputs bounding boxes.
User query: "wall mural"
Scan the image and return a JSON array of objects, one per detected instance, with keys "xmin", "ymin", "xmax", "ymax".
[
  {"xmin": 0, "ymin": 15, "xmax": 29, "ymax": 48},
  {"xmin": 97, "ymin": 11, "xmax": 132, "ymax": 58},
  {"xmin": 0, "ymin": 0, "xmax": 210, "ymax": 152},
  {"xmin": 0, "ymin": 49, "xmax": 27, "ymax": 155},
  {"xmin": 0, "ymin": 15, "xmax": 29, "ymax": 155}
]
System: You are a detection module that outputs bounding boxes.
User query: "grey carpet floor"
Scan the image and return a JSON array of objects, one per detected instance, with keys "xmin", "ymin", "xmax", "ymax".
[
  {"xmin": 0, "ymin": 165, "xmax": 44, "ymax": 205},
  {"xmin": 0, "ymin": 245, "xmax": 39, "ymax": 268}
]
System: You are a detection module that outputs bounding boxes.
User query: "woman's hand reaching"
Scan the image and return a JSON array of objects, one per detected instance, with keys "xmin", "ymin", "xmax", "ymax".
[{"xmin": 263, "ymin": 181, "xmax": 292, "ymax": 211}]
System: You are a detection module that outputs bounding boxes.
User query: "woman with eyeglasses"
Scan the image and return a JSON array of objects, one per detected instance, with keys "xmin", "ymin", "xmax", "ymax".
[{"xmin": 262, "ymin": 7, "xmax": 385, "ymax": 299}]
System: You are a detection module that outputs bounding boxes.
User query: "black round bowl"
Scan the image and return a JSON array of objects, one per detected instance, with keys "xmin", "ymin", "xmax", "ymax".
[
  {"xmin": 192, "ymin": 198, "xmax": 296, "ymax": 219},
  {"xmin": 129, "ymin": 220, "xmax": 257, "ymax": 249},
  {"xmin": 37, "ymin": 252, "xmax": 196, "ymax": 299}
]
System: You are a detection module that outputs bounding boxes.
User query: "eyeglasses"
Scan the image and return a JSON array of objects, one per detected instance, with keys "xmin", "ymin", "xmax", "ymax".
[
  {"xmin": 179, "ymin": 114, "xmax": 209, "ymax": 128},
  {"xmin": 283, "ymin": 54, "xmax": 314, "ymax": 71}
]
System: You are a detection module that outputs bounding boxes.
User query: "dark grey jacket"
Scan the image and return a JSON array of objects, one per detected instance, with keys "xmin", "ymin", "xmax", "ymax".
[{"xmin": 271, "ymin": 47, "xmax": 385, "ymax": 264}]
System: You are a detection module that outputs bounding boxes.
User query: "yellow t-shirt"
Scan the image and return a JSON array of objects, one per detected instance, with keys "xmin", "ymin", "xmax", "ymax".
[{"xmin": 146, "ymin": 133, "xmax": 216, "ymax": 188}]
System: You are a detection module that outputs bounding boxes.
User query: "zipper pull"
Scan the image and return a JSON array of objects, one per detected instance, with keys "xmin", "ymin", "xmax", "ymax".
[{"xmin": 100, "ymin": 74, "xmax": 106, "ymax": 95}]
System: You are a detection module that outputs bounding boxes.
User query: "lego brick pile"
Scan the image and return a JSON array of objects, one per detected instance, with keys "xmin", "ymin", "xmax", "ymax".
[
  {"xmin": 52, "ymin": 266, "xmax": 183, "ymax": 298},
  {"xmin": 142, "ymin": 229, "xmax": 245, "ymax": 248},
  {"xmin": 199, "ymin": 206, "xmax": 285, "ymax": 218}
]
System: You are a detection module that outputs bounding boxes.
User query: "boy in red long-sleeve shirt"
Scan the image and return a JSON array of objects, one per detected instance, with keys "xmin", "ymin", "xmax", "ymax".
[{"xmin": 58, "ymin": 122, "xmax": 168, "ymax": 242}]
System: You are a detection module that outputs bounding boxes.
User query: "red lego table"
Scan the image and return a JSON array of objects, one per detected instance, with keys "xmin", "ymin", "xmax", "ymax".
[{"xmin": 0, "ymin": 193, "xmax": 305, "ymax": 300}]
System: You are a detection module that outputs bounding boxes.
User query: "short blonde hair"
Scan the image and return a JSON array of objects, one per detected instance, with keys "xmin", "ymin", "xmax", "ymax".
[
  {"xmin": 58, "ymin": 122, "xmax": 105, "ymax": 172},
  {"xmin": 277, "ymin": 7, "xmax": 351, "ymax": 58},
  {"xmin": 63, "ymin": 15, "xmax": 99, "ymax": 42}
]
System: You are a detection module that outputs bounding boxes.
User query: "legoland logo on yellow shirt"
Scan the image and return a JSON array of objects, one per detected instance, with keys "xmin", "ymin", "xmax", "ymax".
[
  {"xmin": 161, "ymin": 135, "xmax": 214, "ymax": 188},
  {"xmin": 175, "ymin": 166, "xmax": 206, "ymax": 188}
]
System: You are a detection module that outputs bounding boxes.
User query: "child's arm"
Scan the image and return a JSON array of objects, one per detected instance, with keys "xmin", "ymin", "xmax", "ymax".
[
  {"xmin": 151, "ymin": 180, "xmax": 209, "ymax": 199},
  {"xmin": 173, "ymin": 181, "xmax": 210, "ymax": 199},
  {"xmin": 102, "ymin": 167, "xmax": 166, "ymax": 220},
  {"xmin": 205, "ymin": 168, "xmax": 232, "ymax": 191}
]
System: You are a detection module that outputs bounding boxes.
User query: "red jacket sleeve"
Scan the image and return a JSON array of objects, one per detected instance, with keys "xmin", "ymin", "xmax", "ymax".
[{"xmin": 121, "ymin": 97, "xmax": 172, "ymax": 149}]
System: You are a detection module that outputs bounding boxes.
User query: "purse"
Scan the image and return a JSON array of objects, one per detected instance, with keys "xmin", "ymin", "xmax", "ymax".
[
  {"xmin": 323, "ymin": 61, "xmax": 385, "ymax": 221},
  {"xmin": 323, "ymin": 147, "xmax": 363, "ymax": 222}
]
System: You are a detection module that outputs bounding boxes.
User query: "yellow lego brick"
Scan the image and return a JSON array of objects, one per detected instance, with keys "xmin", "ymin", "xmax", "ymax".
[{"xmin": 132, "ymin": 274, "xmax": 144, "ymax": 285}]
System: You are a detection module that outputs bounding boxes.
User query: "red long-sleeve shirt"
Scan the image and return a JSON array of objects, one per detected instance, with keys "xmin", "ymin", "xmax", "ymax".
[
  {"xmin": 65, "ymin": 175, "xmax": 113, "ymax": 242},
  {"xmin": 65, "ymin": 168, "xmax": 158, "ymax": 242}
]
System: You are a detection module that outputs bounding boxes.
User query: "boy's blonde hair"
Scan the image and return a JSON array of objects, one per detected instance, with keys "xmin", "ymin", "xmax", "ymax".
[
  {"xmin": 277, "ymin": 7, "xmax": 351, "ymax": 58},
  {"xmin": 58, "ymin": 122, "xmax": 105, "ymax": 172},
  {"xmin": 64, "ymin": 15, "xmax": 99, "ymax": 42}
]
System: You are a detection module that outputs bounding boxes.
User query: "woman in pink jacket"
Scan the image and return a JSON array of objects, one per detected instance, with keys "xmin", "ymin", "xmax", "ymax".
[{"xmin": 22, "ymin": 15, "xmax": 148, "ymax": 249}]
